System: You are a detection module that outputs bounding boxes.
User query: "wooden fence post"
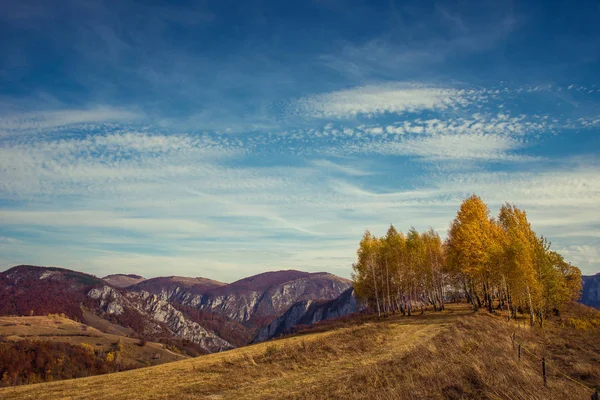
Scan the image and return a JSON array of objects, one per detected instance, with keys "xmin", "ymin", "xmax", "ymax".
[
  {"xmin": 542, "ymin": 358, "xmax": 547, "ymax": 387},
  {"xmin": 512, "ymin": 332, "xmax": 515, "ymax": 349}
]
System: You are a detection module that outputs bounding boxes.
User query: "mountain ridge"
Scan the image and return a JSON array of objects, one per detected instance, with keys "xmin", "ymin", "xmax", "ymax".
[{"xmin": 0, "ymin": 264, "xmax": 352, "ymax": 354}]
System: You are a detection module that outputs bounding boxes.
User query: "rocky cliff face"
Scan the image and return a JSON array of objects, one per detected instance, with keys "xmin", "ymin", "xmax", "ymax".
[
  {"xmin": 581, "ymin": 274, "xmax": 600, "ymax": 308},
  {"xmin": 253, "ymin": 287, "xmax": 362, "ymax": 343},
  {"xmin": 88, "ymin": 286, "xmax": 127, "ymax": 315},
  {"xmin": 126, "ymin": 290, "xmax": 232, "ymax": 352},
  {"xmin": 88, "ymin": 285, "xmax": 232, "ymax": 353}
]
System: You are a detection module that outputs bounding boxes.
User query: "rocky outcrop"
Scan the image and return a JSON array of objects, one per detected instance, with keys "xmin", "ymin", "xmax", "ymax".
[
  {"xmin": 125, "ymin": 290, "xmax": 232, "ymax": 352},
  {"xmin": 88, "ymin": 286, "xmax": 126, "ymax": 315},
  {"xmin": 253, "ymin": 287, "xmax": 362, "ymax": 343},
  {"xmin": 581, "ymin": 274, "xmax": 600, "ymax": 309},
  {"xmin": 87, "ymin": 285, "xmax": 166, "ymax": 338},
  {"xmin": 87, "ymin": 285, "xmax": 232, "ymax": 353}
]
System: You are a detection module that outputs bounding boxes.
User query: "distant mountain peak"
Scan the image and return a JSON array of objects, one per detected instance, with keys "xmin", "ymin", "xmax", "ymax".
[
  {"xmin": 3, "ymin": 265, "xmax": 104, "ymax": 286},
  {"xmin": 102, "ymin": 274, "xmax": 146, "ymax": 288},
  {"xmin": 129, "ymin": 275, "xmax": 226, "ymax": 295},
  {"xmin": 103, "ymin": 273, "xmax": 144, "ymax": 279},
  {"xmin": 164, "ymin": 276, "xmax": 226, "ymax": 286}
]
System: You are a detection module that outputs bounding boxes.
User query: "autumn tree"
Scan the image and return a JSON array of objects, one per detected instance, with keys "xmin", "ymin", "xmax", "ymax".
[
  {"xmin": 352, "ymin": 230, "xmax": 383, "ymax": 317},
  {"xmin": 497, "ymin": 203, "xmax": 540, "ymax": 325},
  {"xmin": 533, "ymin": 239, "xmax": 582, "ymax": 325},
  {"xmin": 421, "ymin": 229, "xmax": 446, "ymax": 311},
  {"xmin": 445, "ymin": 194, "xmax": 495, "ymax": 311}
]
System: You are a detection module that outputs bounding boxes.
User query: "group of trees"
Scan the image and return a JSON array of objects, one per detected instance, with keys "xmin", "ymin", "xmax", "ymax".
[
  {"xmin": 352, "ymin": 226, "xmax": 447, "ymax": 317},
  {"xmin": 0, "ymin": 340, "xmax": 132, "ymax": 387},
  {"xmin": 446, "ymin": 195, "xmax": 582, "ymax": 326},
  {"xmin": 352, "ymin": 195, "xmax": 582, "ymax": 326}
]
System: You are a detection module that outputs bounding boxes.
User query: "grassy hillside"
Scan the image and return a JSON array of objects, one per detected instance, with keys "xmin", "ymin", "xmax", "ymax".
[
  {"xmin": 0, "ymin": 303, "xmax": 598, "ymax": 399},
  {"xmin": 0, "ymin": 315, "xmax": 188, "ymax": 368}
]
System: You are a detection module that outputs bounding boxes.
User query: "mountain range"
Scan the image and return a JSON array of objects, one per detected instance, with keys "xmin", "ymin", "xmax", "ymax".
[{"xmin": 0, "ymin": 265, "xmax": 359, "ymax": 354}]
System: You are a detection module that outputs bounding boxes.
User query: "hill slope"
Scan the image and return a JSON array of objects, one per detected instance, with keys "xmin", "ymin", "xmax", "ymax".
[
  {"xmin": 0, "ymin": 315, "xmax": 187, "ymax": 368},
  {"xmin": 2, "ymin": 303, "xmax": 598, "ymax": 400}
]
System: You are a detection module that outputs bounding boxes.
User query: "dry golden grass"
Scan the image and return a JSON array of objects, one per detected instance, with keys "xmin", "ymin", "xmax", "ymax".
[
  {"xmin": 0, "ymin": 315, "xmax": 187, "ymax": 366},
  {"xmin": 81, "ymin": 308, "xmax": 136, "ymax": 337},
  {"xmin": 0, "ymin": 303, "xmax": 598, "ymax": 400}
]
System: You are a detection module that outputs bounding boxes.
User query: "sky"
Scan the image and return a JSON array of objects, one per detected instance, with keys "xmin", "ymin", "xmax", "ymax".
[{"xmin": 1, "ymin": 0, "xmax": 599, "ymax": 281}]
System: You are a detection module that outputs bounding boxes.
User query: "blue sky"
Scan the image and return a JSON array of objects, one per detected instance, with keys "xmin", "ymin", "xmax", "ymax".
[{"xmin": 1, "ymin": 0, "xmax": 599, "ymax": 281}]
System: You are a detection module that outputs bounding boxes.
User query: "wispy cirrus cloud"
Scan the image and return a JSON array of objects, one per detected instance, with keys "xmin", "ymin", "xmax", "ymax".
[
  {"xmin": 0, "ymin": 131, "xmax": 242, "ymax": 196},
  {"xmin": 293, "ymin": 83, "xmax": 474, "ymax": 119},
  {"xmin": 1, "ymin": 134, "xmax": 599, "ymax": 276},
  {"xmin": 439, "ymin": 168, "xmax": 600, "ymax": 208},
  {"xmin": 359, "ymin": 133, "xmax": 533, "ymax": 161},
  {"xmin": 307, "ymin": 110, "xmax": 550, "ymax": 162},
  {"xmin": 0, "ymin": 107, "xmax": 142, "ymax": 136},
  {"xmin": 309, "ymin": 159, "xmax": 372, "ymax": 176}
]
